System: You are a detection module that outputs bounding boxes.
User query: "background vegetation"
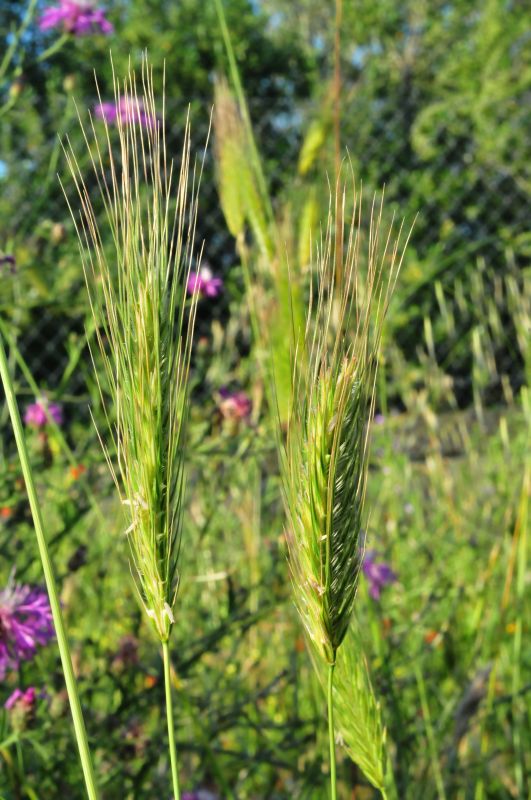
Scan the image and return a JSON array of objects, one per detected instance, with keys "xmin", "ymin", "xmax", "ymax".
[{"xmin": 0, "ymin": 0, "xmax": 529, "ymax": 797}]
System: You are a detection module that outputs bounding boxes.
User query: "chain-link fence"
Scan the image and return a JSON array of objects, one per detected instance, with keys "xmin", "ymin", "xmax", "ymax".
[{"xmin": 1, "ymin": 83, "xmax": 529, "ymax": 455}]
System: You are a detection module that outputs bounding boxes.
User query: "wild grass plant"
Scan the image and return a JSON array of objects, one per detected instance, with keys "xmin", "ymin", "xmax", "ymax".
[
  {"xmin": 279, "ymin": 185, "xmax": 409, "ymax": 797},
  {"xmin": 212, "ymin": 13, "xmax": 415, "ymax": 792},
  {"xmin": 62, "ymin": 57, "xmax": 205, "ymax": 799}
]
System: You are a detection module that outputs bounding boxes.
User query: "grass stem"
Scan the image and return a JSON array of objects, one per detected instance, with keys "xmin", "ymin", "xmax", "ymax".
[
  {"xmin": 0, "ymin": 331, "xmax": 99, "ymax": 800},
  {"xmin": 162, "ymin": 640, "xmax": 181, "ymax": 800},
  {"xmin": 328, "ymin": 660, "xmax": 337, "ymax": 800},
  {"xmin": 415, "ymin": 664, "xmax": 446, "ymax": 800}
]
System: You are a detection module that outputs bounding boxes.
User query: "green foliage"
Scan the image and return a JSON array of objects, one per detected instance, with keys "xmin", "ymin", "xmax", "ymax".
[
  {"xmin": 0, "ymin": 2, "xmax": 529, "ymax": 798},
  {"xmin": 265, "ymin": 0, "xmax": 530, "ymax": 396}
]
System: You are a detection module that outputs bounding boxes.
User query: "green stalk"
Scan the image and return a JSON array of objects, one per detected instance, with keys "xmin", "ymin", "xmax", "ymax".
[
  {"xmin": 511, "ymin": 466, "xmax": 528, "ymax": 795},
  {"xmin": 162, "ymin": 641, "xmax": 181, "ymax": 800},
  {"xmin": 328, "ymin": 660, "xmax": 337, "ymax": 800},
  {"xmin": 415, "ymin": 664, "xmax": 446, "ymax": 800},
  {"xmin": 0, "ymin": 332, "xmax": 99, "ymax": 800}
]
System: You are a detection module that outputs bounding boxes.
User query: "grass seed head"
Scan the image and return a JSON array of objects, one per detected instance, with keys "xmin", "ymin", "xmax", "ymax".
[
  {"xmin": 63, "ymin": 56, "xmax": 204, "ymax": 642},
  {"xmin": 213, "ymin": 77, "xmax": 270, "ymax": 256},
  {"xmin": 282, "ymin": 179, "xmax": 409, "ymax": 664}
]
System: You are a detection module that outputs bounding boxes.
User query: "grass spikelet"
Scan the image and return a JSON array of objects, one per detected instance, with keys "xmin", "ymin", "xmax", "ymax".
[
  {"xmin": 62, "ymin": 55, "xmax": 206, "ymax": 798},
  {"xmin": 280, "ymin": 179, "xmax": 409, "ymax": 794},
  {"xmin": 213, "ymin": 76, "xmax": 272, "ymax": 259},
  {"xmin": 63, "ymin": 57, "xmax": 201, "ymax": 641}
]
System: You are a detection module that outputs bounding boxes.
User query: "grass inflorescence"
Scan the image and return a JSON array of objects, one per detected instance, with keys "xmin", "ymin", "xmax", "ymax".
[
  {"xmin": 62, "ymin": 56, "xmax": 206, "ymax": 798},
  {"xmin": 280, "ymin": 181, "xmax": 410, "ymax": 795}
]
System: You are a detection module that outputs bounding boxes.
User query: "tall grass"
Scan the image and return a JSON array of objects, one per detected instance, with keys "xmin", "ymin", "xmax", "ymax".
[
  {"xmin": 212, "ymin": 12, "xmax": 413, "ymax": 786},
  {"xmin": 62, "ymin": 56, "xmax": 205, "ymax": 799},
  {"xmin": 279, "ymin": 183, "xmax": 409, "ymax": 797}
]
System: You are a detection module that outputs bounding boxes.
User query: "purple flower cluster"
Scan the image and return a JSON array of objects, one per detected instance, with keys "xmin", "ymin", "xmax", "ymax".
[
  {"xmin": 187, "ymin": 265, "xmax": 223, "ymax": 299},
  {"xmin": 94, "ymin": 97, "xmax": 156, "ymax": 128},
  {"xmin": 362, "ymin": 551, "xmax": 396, "ymax": 600},
  {"xmin": 5, "ymin": 686, "xmax": 37, "ymax": 711},
  {"xmin": 24, "ymin": 399, "xmax": 63, "ymax": 428},
  {"xmin": 39, "ymin": 1, "xmax": 113, "ymax": 36},
  {"xmin": 0, "ymin": 580, "xmax": 54, "ymax": 678}
]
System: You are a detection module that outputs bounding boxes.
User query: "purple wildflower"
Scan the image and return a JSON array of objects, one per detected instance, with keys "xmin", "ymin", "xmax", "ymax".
[
  {"xmin": 94, "ymin": 97, "xmax": 153, "ymax": 128},
  {"xmin": 373, "ymin": 413, "xmax": 385, "ymax": 425},
  {"xmin": 0, "ymin": 579, "xmax": 54, "ymax": 678},
  {"xmin": 0, "ymin": 254, "xmax": 16, "ymax": 274},
  {"xmin": 39, "ymin": 1, "xmax": 113, "ymax": 36},
  {"xmin": 182, "ymin": 792, "xmax": 219, "ymax": 800},
  {"xmin": 362, "ymin": 551, "xmax": 396, "ymax": 600},
  {"xmin": 24, "ymin": 399, "xmax": 63, "ymax": 428},
  {"xmin": 187, "ymin": 265, "xmax": 223, "ymax": 299},
  {"xmin": 218, "ymin": 387, "xmax": 252, "ymax": 421},
  {"xmin": 94, "ymin": 101, "xmax": 118, "ymax": 124},
  {"xmin": 5, "ymin": 686, "xmax": 37, "ymax": 711}
]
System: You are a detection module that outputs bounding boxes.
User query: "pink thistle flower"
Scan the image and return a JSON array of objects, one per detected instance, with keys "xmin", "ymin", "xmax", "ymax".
[
  {"xmin": 24, "ymin": 399, "xmax": 63, "ymax": 428},
  {"xmin": 218, "ymin": 387, "xmax": 252, "ymax": 422},
  {"xmin": 187, "ymin": 265, "xmax": 223, "ymax": 299},
  {"xmin": 39, "ymin": 1, "xmax": 113, "ymax": 36},
  {"xmin": 362, "ymin": 551, "xmax": 396, "ymax": 600},
  {"xmin": 0, "ymin": 579, "xmax": 54, "ymax": 678},
  {"xmin": 94, "ymin": 96, "xmax": 154, "ymax": 128},
  {"xmin": 5, "ymin": 686, "xmax": 37, "ymax": 711}
]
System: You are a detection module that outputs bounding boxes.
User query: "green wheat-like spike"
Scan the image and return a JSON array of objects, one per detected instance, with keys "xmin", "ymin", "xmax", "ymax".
[
  {"xmin": 63, "ymin": 57, "xmax": 206, "ymax": 798},
  {"xmin": 288, "ymin": 359, "xmax": 368, "ymax": 663},
  {"xmin": 280, "ymin": 178, "xmax": 411, "ymax": 793},
  {"xmin": 214, "ymin": 77, "xmax": 272, "ymax": 259},
  {"xmin": 283, "ymin": 182, "xmax": 409, "ymax": 663},
  {"xmin": 213, "ymin": 77, "xmax": 246, "ymax": 240},
  {"xmin": 326, "ymin": 373, "xmax": 366, "ymax": 651},
  {"xmin": 61, "ymin": 57, "xmax": 203, "ymax": 643}
]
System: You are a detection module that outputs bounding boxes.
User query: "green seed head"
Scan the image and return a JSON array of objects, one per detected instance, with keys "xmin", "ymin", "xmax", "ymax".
[
  {"xmin": 281, "ymin": 181, "xmax": 410, "ymax": 664},
  {"xmin": 63, "ymin": 57, "xmax": 204, "ymax": 642}
]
